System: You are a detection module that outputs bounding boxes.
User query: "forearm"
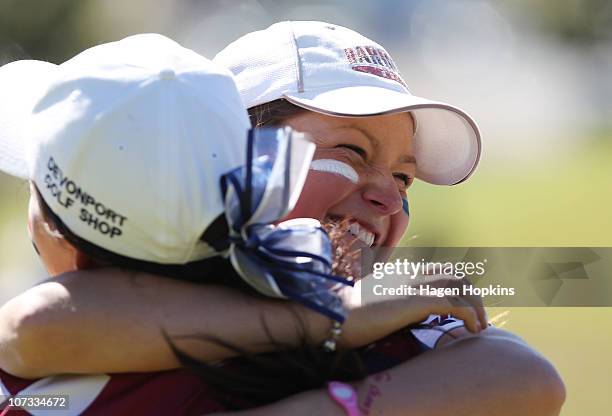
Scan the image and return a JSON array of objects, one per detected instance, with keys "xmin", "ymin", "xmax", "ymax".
[
  {"xmin": 358, "ymin": 335, "xmax": 565, "ymax": 416},
  {"xmin": 2, "ymin": 269, "xmax": 473, "ymax": 378},
  {"xmin": 214, "ymin": 334, "xmax": 565, "ymax": 416},
  {"xmin": 0, "ymin": 269, "xmax": 336, "ymax": 378},
  {"xmin": 1, "ymin": 269, "xmax": 414, "ymax": 378},
  {"xmin": 0, "ymin": 269, "xmax": 486, "ymax": 378}
]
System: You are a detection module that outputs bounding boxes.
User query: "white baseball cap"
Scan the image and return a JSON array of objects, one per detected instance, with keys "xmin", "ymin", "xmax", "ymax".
[
  {"xmin": 214, "ymin": 21, "xmax": 482, "ymax": 185},
  {"xmin": 0, "ymin": 33, "xmax": 313, "ymax": 265}
]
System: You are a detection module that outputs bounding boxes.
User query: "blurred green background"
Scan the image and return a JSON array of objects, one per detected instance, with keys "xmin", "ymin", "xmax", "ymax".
[{"xmin": 1, "ymin": 1, "xmax": 611, "ymax": 414}]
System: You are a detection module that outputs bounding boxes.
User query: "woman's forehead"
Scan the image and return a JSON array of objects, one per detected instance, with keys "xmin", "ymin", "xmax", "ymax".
[{"xmin": 287, "ymin": 111, "xmax": 414, "ymax": 153}]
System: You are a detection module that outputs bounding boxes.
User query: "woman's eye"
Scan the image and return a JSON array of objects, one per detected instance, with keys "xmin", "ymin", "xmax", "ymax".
[
  {"xmin": 394, "ymin": 173, "xmax": 412, "ymax": 189},
  {"xmin": 336, "ymin": 144, "xmax": 367, "ymax": 159}
]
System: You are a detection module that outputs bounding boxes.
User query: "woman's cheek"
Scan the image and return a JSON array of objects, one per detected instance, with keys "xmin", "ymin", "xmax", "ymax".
[
  {"xmin": 285, "ymin": 171, "xmax": 357, "ymax": 220},
  {"xmin": 385, "ymin": 211, "xmax": 409, "ymax": 247}
]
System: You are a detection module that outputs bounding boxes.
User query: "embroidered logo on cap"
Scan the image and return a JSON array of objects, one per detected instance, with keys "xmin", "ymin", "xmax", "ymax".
[
  {"xmin": 344, "ymin": 46, "xmax": 407, "ymax": 88},
  {"xmin": 44, "ymin": 157, "xmax": 128, "ymax": 239}
]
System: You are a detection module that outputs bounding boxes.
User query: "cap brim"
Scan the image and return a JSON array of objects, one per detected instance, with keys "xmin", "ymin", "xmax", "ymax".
[
  {"xmin": 0, "ymin": 60, "xmax": 58, "ymax": 179},
  {"xmin": 284, "ymin": 85, "xmax": 482, "ymax": 185}
]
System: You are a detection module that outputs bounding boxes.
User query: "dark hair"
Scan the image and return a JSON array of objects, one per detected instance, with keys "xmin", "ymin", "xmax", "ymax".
[{"xmin": 247, "ymin": 99, "xmax": 308, "ymax": 128}]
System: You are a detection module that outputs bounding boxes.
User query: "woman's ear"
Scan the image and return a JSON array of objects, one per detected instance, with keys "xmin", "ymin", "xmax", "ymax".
[
  {"xmin": 28, "ymin": 184, "xmax": 84, "ymax": 275},
  {"xmin": 40, "ymin": 216, "xmax": 66, "ymax": 241}
]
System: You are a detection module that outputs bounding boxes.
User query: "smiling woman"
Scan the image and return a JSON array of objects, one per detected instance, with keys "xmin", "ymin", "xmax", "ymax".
[{"xmin": 283, "ymin": 109, "xmax": 414, "ymax": 249}]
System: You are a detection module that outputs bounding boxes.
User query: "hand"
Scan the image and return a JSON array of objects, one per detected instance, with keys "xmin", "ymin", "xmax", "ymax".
[{"xmin": 339, "ymin": 274, "xmax": 488, "ymax": 349}]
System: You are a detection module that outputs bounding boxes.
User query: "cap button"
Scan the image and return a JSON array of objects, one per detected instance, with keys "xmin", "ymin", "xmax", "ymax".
[{"xmin": 159, "ymin": 69, "xmax": 176, "ymax": 80}]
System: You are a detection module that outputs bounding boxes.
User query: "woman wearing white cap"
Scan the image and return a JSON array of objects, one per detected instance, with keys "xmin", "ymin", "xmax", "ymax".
[
  {"xmin": 207, "ymin": 21, "xmax": 562, "ymax": 415},
  {"xmin": 0, "ymin": 23, "xmax": 564, "ymax": 415},
  {"xmin": 0, "ymin": 33, "xmax": 334, "ymax": 414}
]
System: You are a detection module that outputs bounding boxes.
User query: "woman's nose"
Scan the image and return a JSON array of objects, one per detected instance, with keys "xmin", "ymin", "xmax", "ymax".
[{"xmin": 361, "ymin": 176, "xmax": 403, "ymax": 216}]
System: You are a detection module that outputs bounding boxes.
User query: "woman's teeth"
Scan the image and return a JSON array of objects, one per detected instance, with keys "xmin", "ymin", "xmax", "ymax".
[{"xmin": 348, "ymin": 222, "xmax": 375, "ymax": 247}]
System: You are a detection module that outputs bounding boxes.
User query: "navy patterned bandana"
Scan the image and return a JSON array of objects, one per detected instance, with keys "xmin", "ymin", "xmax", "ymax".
[{"xmin": 220, "ymin": 127, "xmax": 353, "ymax": 322}]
